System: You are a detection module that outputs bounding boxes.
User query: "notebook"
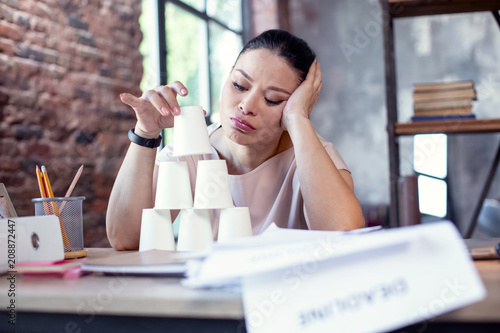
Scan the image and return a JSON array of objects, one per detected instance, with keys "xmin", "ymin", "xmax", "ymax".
[{"xmin": 81, "ymin": 249, "xmax": 206, "ymax": 277}]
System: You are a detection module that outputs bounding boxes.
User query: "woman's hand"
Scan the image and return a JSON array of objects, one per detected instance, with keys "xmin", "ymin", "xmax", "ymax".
[
  {"xmin": 120, "ymin": 82, "xmax": 188, "ymax": 138},
  {"xmin": 281, "ymin": 60, "xmax": 322, "ymax": 131}
]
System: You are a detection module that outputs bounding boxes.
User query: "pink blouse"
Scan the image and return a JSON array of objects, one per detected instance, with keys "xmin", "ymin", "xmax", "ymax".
[{"xmin": 156, "ymin": 123, "xmax": 348, "ymax": 237}]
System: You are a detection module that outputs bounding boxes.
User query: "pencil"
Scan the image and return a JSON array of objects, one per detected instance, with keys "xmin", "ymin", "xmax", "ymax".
[
  {"xmin": 41, "ymin": 165, "xmax": 56, "ymax": 198},
  {"xmin": 41, "ymin": 165, "xmax": 72, "ymax": 250},
  {"xmin": 60, "ymin": 164, "xmax": 84, "ymax": 213},
  {"xmin": 36, "ymin": 165, "xmax": 51, "ymax": 215},
  {"xmin": 36, "ymin": 165, "xmax": 47, "ymax": 198}
]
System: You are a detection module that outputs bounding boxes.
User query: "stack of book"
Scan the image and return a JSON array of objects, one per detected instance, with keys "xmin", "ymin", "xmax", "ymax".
[{"xmin": 411, "ymin": 80, "xmax": 477, "ymax": 122}]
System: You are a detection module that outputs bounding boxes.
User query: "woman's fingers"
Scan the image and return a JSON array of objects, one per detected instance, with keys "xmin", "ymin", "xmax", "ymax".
[
  {"xmin": 314, "ymin": 61, "xmax": 322, "ymax": 92},
  {"xmin": 120, "ymin": 92, "xmax": 139, "ymax": 108},
  {"xmin": 142, "ymin": 88, "xmax": 174, "ymax": 116},
  {"xmin": 120, "ymin": 82, "xmax": 189, "ymax": 120},
  {"xmin": 166, "ymin": 81, "xmax": 188, "ymax": 97},
  {"xmin": 153, "ymin": 86, "xmax": 181, "ymax": 116},
  {"xmin": 157, "ymin": 81, "xmax": 189, "ymax": 116}
]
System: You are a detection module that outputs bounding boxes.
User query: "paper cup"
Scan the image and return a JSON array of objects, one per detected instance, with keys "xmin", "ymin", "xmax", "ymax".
[
  {"xmin": 173, "ymin": 105, "xmax": 212, "ymax": 156},
  {"xmin": 194, "ymin": 160, "xmax": 234, "ymax": 209},
  {"xmin": 155, "ymin": 161, "xmax": 193, "ymax": 210},
  {"xmin": 177, "ymin": 209, "xmax": 213, "ymax": 251},
  {"xmin": 217, "ymin": 207, "xmax": 253, "ymax": 242},
  {"xmin": 139, "ymin": 208, "xmax": 176, "ymax": 251}
]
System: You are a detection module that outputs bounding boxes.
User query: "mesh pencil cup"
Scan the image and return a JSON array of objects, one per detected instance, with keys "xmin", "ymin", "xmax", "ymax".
[{"xmin": 32, "ymin": 196, "xmax": 85, "ymax": 255}]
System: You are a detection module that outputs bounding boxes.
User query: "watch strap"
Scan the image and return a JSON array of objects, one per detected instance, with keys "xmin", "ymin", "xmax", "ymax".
[{"xmin": 128, "ymin": 128, "xmax": 162, "ymax": 148}]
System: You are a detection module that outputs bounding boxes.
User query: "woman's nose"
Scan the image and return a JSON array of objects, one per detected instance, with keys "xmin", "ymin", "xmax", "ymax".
[{"xmin": 239, "ymin": 93, "xmax": 258, "ymax": 115}]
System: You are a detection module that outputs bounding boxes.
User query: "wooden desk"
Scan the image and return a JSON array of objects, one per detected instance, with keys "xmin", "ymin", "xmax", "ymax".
[{"xmin": 1, "ymin": 248, "xmax": 499, "ymax": 333}]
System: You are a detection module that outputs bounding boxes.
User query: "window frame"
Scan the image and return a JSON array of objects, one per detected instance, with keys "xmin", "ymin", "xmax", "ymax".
[{"xmin": 156, "ymin": 0, "xmax": 252, "ymax": 120}]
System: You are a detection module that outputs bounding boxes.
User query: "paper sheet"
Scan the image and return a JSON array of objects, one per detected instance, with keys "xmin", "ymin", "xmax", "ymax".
[{"xmin": 182, "ymin": 222, "xmax": 485, "ymax": 333}]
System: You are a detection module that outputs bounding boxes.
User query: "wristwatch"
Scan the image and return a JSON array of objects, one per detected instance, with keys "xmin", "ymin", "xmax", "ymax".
[{"xmin": 128, "ymin": 128, "xmax": 162, "ymax": 148}]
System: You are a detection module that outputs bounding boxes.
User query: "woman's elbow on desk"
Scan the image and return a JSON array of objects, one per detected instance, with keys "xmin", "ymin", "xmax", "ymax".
[
  {"xmin": 107, "ymin": 233, "xmax": 139, "ymax": 251},
  {"xmin": 342, "ymin": 207, "xmax": 366, "ymax": 231},
  {"xmin": 347, "ymin": 215, "xmax": 366, "ymax": 231},
  {"xmin": 106, "ymin": 220, "xmax": 139, "ymax": 251}
]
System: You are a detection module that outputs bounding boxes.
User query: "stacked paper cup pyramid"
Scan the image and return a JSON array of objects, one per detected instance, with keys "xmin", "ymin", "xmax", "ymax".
[{"xmin": 139, "ymin": 106, "xmax": 253, "ymax": 252}]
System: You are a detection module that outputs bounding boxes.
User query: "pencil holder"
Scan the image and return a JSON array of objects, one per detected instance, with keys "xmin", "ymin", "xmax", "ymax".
[{"xmin": 32, "ymin": 196, "xmax": 86, "ymax": 257}]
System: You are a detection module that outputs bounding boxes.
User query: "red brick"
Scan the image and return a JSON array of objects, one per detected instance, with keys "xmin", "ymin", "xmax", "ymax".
[
  {"xmin": 0, "ymin": 156, "xmax": 20, "ymax": 172},
  {"xmin": 0, "ymin": 37, "xmax": 14, "ymax": 55},
  {"xmin": 13, "ymin": 57, "xmax": 41, "ymax": 78},
  {"xmin": 0, "ymin": 20, "xmax": 21, "ymax": 40},
  {"xmin": 33, "ymin": 1, "xmax": 55, "ymax": 20},
  {"xmin": 31, "ymin": 16, "xmax": 47, "ymax": 32},
  {"xmin": 0, "ymin": 4, "xmax": 14, "ymax": 22},
  {"xmin": 91, "ymin": 199, "xmax": 109, "ymax": 212}
]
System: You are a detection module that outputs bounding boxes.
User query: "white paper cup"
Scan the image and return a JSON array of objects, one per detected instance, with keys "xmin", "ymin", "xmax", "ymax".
[
  {"xmin": 217, "ymin": 207, "xmax": 253, "ymax": 242},
  {"xmin": 139, "ymin": 208, "xmax": 176, "ymax": 251},
  {"xmin": 194, "ymin": 160, "xmax": 234, "ymax": 209},
  {"xmin": 155, "ymin": 161, "xmax": 193, "ymax": 210},
  {"xmin": 177, "ymin": 209, "xmax": 213, "ymax": 251},
  {"xmin": 173, "ymin": 105, "xmax": 212, "ymax": 157}
]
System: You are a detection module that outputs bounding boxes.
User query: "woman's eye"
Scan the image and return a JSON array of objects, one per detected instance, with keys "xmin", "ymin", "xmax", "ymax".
[
  {"xmin": 265, "ymin": 98, "xmax": 283, "ymax": 106},
  {"xmin": 233, "ymin": 82, "xmax": 247, "ymax": 91}
]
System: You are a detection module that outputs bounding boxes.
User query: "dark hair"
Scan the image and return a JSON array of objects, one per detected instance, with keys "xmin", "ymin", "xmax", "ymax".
[{"xmin": 236, "ymin": 29, "xmax": 316, "ymax": 83}]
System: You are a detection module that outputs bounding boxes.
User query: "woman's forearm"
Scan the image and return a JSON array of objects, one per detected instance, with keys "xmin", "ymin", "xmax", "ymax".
[
  {"xmin": 106, "ymin": 143, "xmax": 158, "ymax": 250},
  {"xmin": 287, "ymin": 116, "xmax": 365, "ymax": 230}
]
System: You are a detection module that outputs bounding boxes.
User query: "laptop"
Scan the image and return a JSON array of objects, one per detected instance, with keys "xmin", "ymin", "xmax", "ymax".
[{"xmin": 1, "ymin": 215, "xmax": 65, "ymax": 274}]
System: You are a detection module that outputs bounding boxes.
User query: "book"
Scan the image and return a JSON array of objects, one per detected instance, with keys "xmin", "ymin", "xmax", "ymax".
[
  {"xmin": 413, "ymin": 87, "xmax": 477, "ymax": 102},
  {"xmin": 14, "ymin": 260, "xmax": 84, "ymax": 279},
  {"xmin": 414, "ymin": 80, "xmax": 474, "ymax": 93},
  {"xmin": 465, "ymin": 238, "xmax": 500, "ymax": 260},
  {"xmin": 414, "ymin": 99, "xmax": 473, "ymax": 111},
  {"xmin": 413, "ymin": 106, "xmax": 473, "ymax": 116},
  {"xmin": 411, "ymin": 114, "xmax": 476, "ymax": 122},
  {"xmin": 81, "ymin": 249, "xmax": 205, "ymax": 276}
]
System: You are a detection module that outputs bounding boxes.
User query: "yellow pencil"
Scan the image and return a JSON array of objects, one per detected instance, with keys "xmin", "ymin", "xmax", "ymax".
[
  {"xmin": 36, "ymin": 165, "xmax": 50, "ymax": 214},
  {"xmin": 41, "ymin": 165, "xmax": 72, "ymax": 250}
]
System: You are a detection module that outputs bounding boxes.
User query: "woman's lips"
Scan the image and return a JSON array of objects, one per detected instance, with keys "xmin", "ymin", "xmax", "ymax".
[{"xmin": 230, "ymin": 117, "xmax": 256, "ymax": 131}]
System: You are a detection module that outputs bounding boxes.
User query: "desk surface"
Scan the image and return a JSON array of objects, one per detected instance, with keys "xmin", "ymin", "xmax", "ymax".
[
  {"xmin": 1, "ymin": 248, "xmax": 499, "ymax": 323},
  {"xmin": 2, "ymin": 248, "xmax": 243, "ymax": 320}
]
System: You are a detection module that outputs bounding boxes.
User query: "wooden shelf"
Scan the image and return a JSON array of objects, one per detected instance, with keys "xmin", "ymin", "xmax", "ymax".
[
  {"xmin": 382, "ymin": 0, "xmax": 500, "ymax": 231},
  {"xmin": 388, "ymin": 0, "xmax": 500, "ymax": 18},
  {"xmin": 395, "ymin": 118, "xmax": 500, "ymax": 135}
]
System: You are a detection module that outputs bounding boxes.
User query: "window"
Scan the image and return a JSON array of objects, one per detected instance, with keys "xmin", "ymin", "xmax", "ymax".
[
  {"xmin": 160, "ymin": 0, "xmax": 246, "ymax": 142},
  {"xmin": 140, "ymin": 0, "xmax": 247, "ymax": 142},
  {"xmin": 413, "ymin": 134, "xmax": 448, "ymax": 218}
]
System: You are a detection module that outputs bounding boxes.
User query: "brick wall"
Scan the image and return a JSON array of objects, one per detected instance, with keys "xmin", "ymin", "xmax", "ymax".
[
  {"xmin": 0, "ymin": 0, "xmax": 143, "ymax": 247},
  {"xmin": 251, "ymin": 0, "xmax": 279, "ymax": 34}
]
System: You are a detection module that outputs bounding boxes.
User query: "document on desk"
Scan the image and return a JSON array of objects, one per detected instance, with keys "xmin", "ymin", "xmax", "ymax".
[{"xmin": 183, "ymin": 221, "xmax": 486, "ymax": 333}]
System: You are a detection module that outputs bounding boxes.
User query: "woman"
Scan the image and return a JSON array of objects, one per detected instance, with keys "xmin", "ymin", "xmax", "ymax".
[{"xmin": 106, "ymin": 29, "xmax": 365, "ymax": 250}]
